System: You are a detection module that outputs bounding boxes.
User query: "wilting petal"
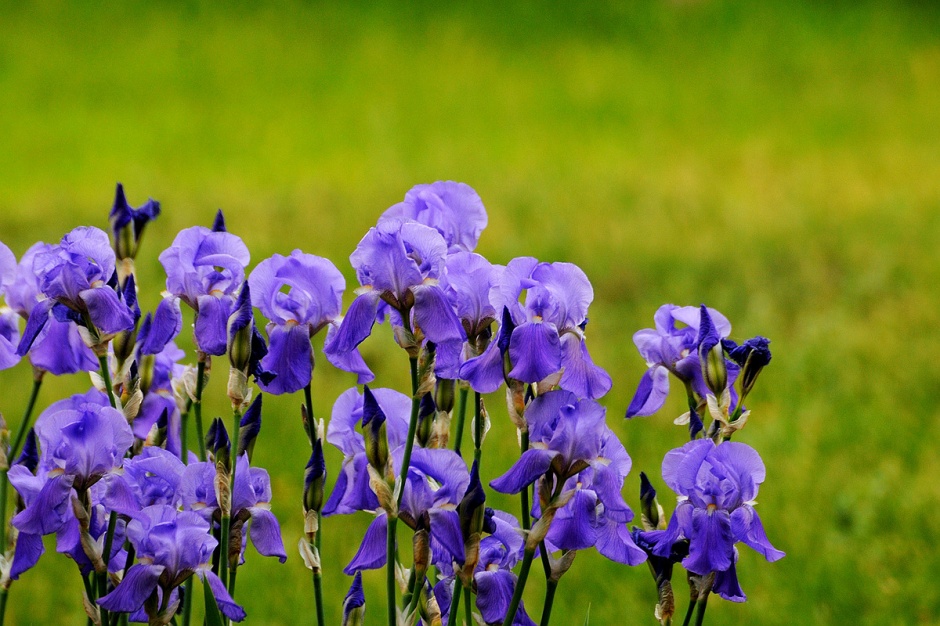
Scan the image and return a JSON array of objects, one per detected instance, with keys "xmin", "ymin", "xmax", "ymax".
[
  {"xmin": 194, "ymin": 295, "xmax": 230, "ymax": 355},
  {"xmin": 80, "ymin": 287, "xmax": 135, "ymax": 336},
  {"xmin": 625, "ymin": 366, "xmax": 670, "ymax": 418},
  {"xmin": 258, "ymin": 324, "xmax": 312, "ymax": 395},
  {"xmin": 413, "ymin": 284, "xmax": 465, "ymax": 344},
  {"xmin": 490, "ymin": 449, "xmax": 556, "ymax": 494},
  {"xmin": 507, "ymin": 321, "xmax": 561, "ymax": 383},
  {"xmin": 248, "ymin": 508, "xmax": 287, "ymax": 563},
  {"xmin": 683, "ymin": 508, "xmax": 733, "ymax": 576},
  {"xmin": 344, "ymin": 514, "xmax": 388, "ymax": 574},
  {"xmin": 97, "ymin": 563, "xmax": 164, "ymax": 612},
  {"xmin": 730, "ymin": 505, "xmax": 785, "ymax": 562},
  {"xmin": 558, "ymin": 333, "xmax": 611, "ymax": 400}
]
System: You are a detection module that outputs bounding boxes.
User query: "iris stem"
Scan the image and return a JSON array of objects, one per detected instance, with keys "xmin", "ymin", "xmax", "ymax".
[
  {"xmin": 501, "ymin": 548, "xmax": 535, "ymax": 626},
  {"xmin": 446, "ymin": 579, "xmax": 461, "ymax": 626},
  {"xmin": 98, "ymin": 355, "xmax": 117, "ymax": 408},
  {"xmin": 386, "ymin": 512, "xmax": 398, "ymax": 626},
  {"xmin": 10, "ymin": 376, "xmax": 42, "ymax": 459},
  {"xmin": 182, "ymin": 579, "xmax": 194, "ymax": 626},
  {"xmin": 539, "ymin": 580, "xmax": 558, "ymax": 626},
  {"xmin": 452, "ymin": 386, "xmax": 469, "ymax": 455},
  {"xmin": 222, "ymin": 404, "xmax": 242, "ymax": 602},
  {"xmin": 0, "ymin": 588, "xmax": 8, "ymax": 626},
  {"xmin": 194, "ymin": 358, "xmax": 208, "ymax": 461},
  {"xmin": 303, "ymin": 382, "xmax": 326, "ymax": 626},
  {"xmin": 97, "ymin": 512, "xmax": 118, "ymax": 626},
  {"xmin": 464, "ymin": 585, "xmax": 472, "ymax": 626},
  {"xmin": 472, "ymin": 392, "xmax": 482, "ymax": 467},
  {"xmin": 693, "ymin": 593, "xmax": 710, "ymax": 626},
  {"xmin": 681, "ymin": 598, "xmax": 696, "ymax": 626},
  {"xmin": 304, "ymin": 383, "xmax": 316, "ymax": 447},
  {"xmin": 312, "ymin": 566, "xmax": 325, "ymax": 626},
  {"xmin": 180, "ymin": 399, "xmax": 192, "ymax": 463}
]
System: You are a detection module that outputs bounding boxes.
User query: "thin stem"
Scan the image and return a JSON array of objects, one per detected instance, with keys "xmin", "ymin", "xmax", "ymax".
[
  {"xmin": 194, "ymin": 359, "xmax": 208, "ymax": 461},
  {"xmin": 396, "ymin": 357, "xmax": 421, "ymax": 509},
  {"xmin": 312, "ymin": 567, "xmax": 325, "ymax": 626},
  {"xmin": 98, "ymin": 355, "xmax": 117, "ymax": 408},
  {"xmin": 538, "ymin": 540, "xmax": 552, "ymax": 587},
  {"xmin": 96, "ymin": 510, "xmax": 119, "ymax": 626},
  {"xmin": 406, "ymin": 573, "xmax": 423, "ymax": 621},
  {"xmin": 304, "ymin": 383, "xmax": 316, "ymax": 448},
  {"xmin": 693, "ymin": 592, "xmax": 710, "ymax": 626},
  {"xmin": 681, "ymin": 598, "xmax": 696, "ymax": 626},
  {"xmin": 452, "ymin": 386, "xmax": 469, "ymax": 455},
  {"xmin": 464, "ymin": 585, "xmax": 472, "ymax": 626},
  {"xmin": 0, "ymin": 588, "xmax": 8, "ymax": 626},
  {"xmin": 182, "ymin": 578, "xmax": 194, "ymax": 626},
  {"xmin": 222, "ymin": 405, "xmax": 242, "ymax": 599},
  {"xmin": 501, "ymin": 548, "xmax": 535, "ymax": 626},
  {"xmin": 472, "ymin": 392, "xmax": 482, "ymax": 467},
  {"xmin": 446, "ymin": 578, "xmax": 461, "ymax": 626},
  {"xmin": 180, "ymin": 400, "xmax": 191, "ymax": 462},
  {"xmin": 539, "ymin": 580, "xmax": 558, "ymax": 626},
  {"xmin": 10, "ymin": 377, "xmax": 42, "ymax": 459},
  {"xmin": 519, "ymin": 431, "xmax": 531, "ymax": 531}
]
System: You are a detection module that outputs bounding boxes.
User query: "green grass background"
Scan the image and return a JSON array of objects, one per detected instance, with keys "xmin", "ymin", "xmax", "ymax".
[{"xmin": 1, "ymin": 1, "xmax": 939, "ymax": 623}]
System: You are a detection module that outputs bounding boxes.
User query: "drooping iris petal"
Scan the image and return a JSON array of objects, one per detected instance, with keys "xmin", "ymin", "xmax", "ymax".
[
  {"xmin": 506, "ymin": 321, "xmax": 561, "ymax": 383},
  {"xmin": 489, "ymin": 448, "xmax": 556, "ymax": 495},
  {"xmin": 625, "ymin": 366, "xmax": 670, "ymax": 418},
  {"xmin": 558, "ymin": 333, "xmax": 612, "ymax": 400},
  {"xmin": 97, "ymin": 563, "xmax": 165, "ymax": 613},
  {"xmin": 344, "ymin": 514, "xmax": 389, "ymax": 574},
  {"xmin": 412, "ymin": 284, "xmax": 465, "ymax": 345},
  {"xmin": 248, "ymin": 508, "xmax": 288, "ymax": 563},
  {"xmin": 258, "ymin": 323, "xmax": 313, "ymax": 395}
]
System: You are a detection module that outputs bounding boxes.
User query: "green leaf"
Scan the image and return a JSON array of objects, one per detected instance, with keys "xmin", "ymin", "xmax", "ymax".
[
  {"xmin": 583, "ymin": 603, "xmax": 591, "ymax": 626},
  {"xmin": 203, "ymin": 578, "xmax": 226, "ymax": 626}
]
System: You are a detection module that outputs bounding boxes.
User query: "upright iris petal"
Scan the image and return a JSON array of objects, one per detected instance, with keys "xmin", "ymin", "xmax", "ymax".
[{"xmin": 379, "ymin": 181, "xmax": 488, "ymax": 252}]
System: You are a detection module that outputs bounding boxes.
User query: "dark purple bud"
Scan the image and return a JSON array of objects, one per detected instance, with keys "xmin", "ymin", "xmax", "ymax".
[
  {"xmin": 228, "ymin": 283, "xmax": 254, "ymax": 371},
  {"xmin": 109, "ymin": 183, "xmax": 161, "ymax": 259},
  {"xmin": 639, "ymin": 472, "xmax": 660, "ymax": 530},
  {"xmin": 361, "ymin": 386, "xmax": 389, "ymax": 471},
  {"xmin": 14, "ymin": 429, "xmax": 38, "ymax": 473},
  {"xmin": 206, "ymin": 418, "xmax": 231, "ymax": 471},
  {"xmin": 212, "ymin": 209, "xmax": 227, "ymax": 233},
  {"xmin": 458, "ymin": 460, "xmax": 486, "ymax": 538},
  {"xmin": 697, "ymin": 305, "xmax": 726, "ymax": 395},
  {"xmin": 304, "ymin": 438, "xmax": 326, "ymax": 514},
  {"xmin": 725, "ymin": 336, "xmax": 771, "ymax": 398},
  {"xmin": 689, "ymin": 409, "xmax": 703, "ymax": 440},
  {"xmin": 238, "ymin": 394, "xmax": 262, "ymax": 460},
  {"xmin": 342, "ymin": 572, "xmax": 365, "ymax": 626},
  {"xmin": 113, "ymin": 275, "xmax": 140, "ymax": 364},
  {"xmin": 496, "ymin": 307, "xmax": 515, "ymax": 356},
  {"xmin": 152, "ymin": 407, "xmax": 170, "ymax": 448},
  {"xmin": 249, "ymin": 325, "xmax": 275, "ymax": 385},
  {"xmin": 416, "ymin": 393, "xmax": 435, "ymax": 447}
]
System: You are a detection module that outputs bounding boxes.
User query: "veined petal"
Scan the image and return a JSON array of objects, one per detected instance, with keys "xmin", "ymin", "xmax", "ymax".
[
  {"xmin": 490, "ymin": 448, "xmax": 556, "ymax": 494},
  {"xmin": 10, "ymin": 532, "xmax": 44, "ymax": 579},
  {"xmin": 713, "ymin": 556, "xmax": 746, "ymax": 602},
  {"xmin": 429, "ymin": 509, "xmax": 465, "ymax": 565},
  {"xmin": 558, "ymin": 333, "xmax": 611, "ymax": 400},
  {"xmin": 344, "ymin": 514, "xmax": 388, "ymax": 574},
  {"xmin": 194, "ymin": 295, "xmax": 231, "ymax": 356},
  {"xmin": 97, "ymin": 563, "xmax": 164, "ymax": 613},
  {"xmin": 29, "ymin": 318, "xmax": 97, "ymax": 374},
  {"xmin": 323, "ymin": 322, "xmax": 374, "ymax": 384},
  {"xmin": 15, "ymin": 298, "xmax": 53, "ymax": 356},
  {"xmin": 625, "ymin": 366, "xmax": 670, "ymax": 418},
  {"xmin": 507, "ymin": 321, "xmax": 561, "ymax": 383},
  {"xmin": 413, "ymin": 284, "xmax": 465, "ymax": 344},
  {"xmin": 545, "ymin": 489, "xmax": 597, "ymax": 551},
  {"xmin": 683, "ymin": 508, "xmax": 733, "ymax": 576},
  {"xmin": 324, "ymin": 291, "xmax": 381, "ymax": 356},
  {"xmin": 201, "ymin": 570, "xmax": 247, "ymax": 622},
  {"xmin": 731, "ymin": 505, "xmax": 785, "ymax": 562},
  {"xmin": 12, "ymin": 473, "xmax": 75, "ymax": 536},
  {"xmin": 248, "ymin": 508, "xmax": 287, "ymax": 563},
  {"xmin": 458, "ymin": 338, "xmax": 504, "ymax": 393},
  {"xmin": 594, "ymin": 516, "xmax": 647, "ymax": 566},
  {"xmin": 80, "ymin": 287, "xmax": 135, "ymax": 335},
  {"xmin": 258, "ymin": 324, "xmax": 312, "ymax": 395}
]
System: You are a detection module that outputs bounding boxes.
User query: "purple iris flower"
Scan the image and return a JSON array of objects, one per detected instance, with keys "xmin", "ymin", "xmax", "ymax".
[
  {"xmin": 491, "ymin": 390, "xmax": 646, "ymax": 565},
  {"xmin": 178, "ymin": 453, "xmax": 287, "ymax": 563},
  {"xmin": 249, "ymin": 249, "xmax": 368, "ymax": 392},
  {"xmin": 435, "ymin": 510, "xmax": 536, "ymax": 626},
  {"xmin": 97, "ymin": 505, "xmax": 245, "ymax": 622},
  {"xmin": 0, "ymin": 241, "xmax": 20, "ymax": 370},
  {"xmin": 379, "ymin": 181, "xmax": 488, "ymax": 252},
  {"xmin": 323, "ymin": 217, "xmax": 465, "ymax": 371},
  {"xmin": 432, "ymin": 251, "xmax": 502, "ymax": 379},
  {"xmin": 109, "ymin": 182, "xmax": 161, "ymax": 260},
  {"xmin": 460, "ymin": 257, "xmax": 611, "ymax": 400},
  {"xmin": 625, "ymin": 304, "xmax": 734, "ymax": 418},
  {"xmin": 16, "ymin": 227, "xmax": 135, "ymax": 356},
  {"xmin": 8, "ymin": 389, "xmax": 135, "ymax": 578},
  {"xmin": 644, "ymin": 438, "xmax": 784, "ymax": 593},
  {"xmin": 3, "ymin": 242, "xmax": 97, "ymax": 375},
  {"xmin": 323, "ymin": 387, "xmax": 411, "ymax": 516},
  {"xmin": 159, "ymin": 221, "xmax": 250, "ymax": 355},
  {"xmin": 122, "ymin": 447, "xmax": 186, "ymax": 510}
]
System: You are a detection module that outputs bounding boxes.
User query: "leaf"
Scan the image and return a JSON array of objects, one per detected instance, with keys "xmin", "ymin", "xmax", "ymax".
[
  {"xmin": 203, "ymin": 578, "xmax": 226, "ymax": 626},
  {"xmin": 583, "ymin": 603, "xmax": 592, "ymax": 626}
]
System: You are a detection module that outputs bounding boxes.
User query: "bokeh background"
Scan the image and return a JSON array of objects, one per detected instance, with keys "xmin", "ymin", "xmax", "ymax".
[{"xmin": 1, "ymin": 1, "xmax": 939, "ymax": 624}]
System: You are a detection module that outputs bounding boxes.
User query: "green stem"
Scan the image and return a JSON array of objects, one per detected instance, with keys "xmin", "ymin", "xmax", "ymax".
[
  {"xmin": 194, "ymin": 359, "xmax": 207, "ymax": 461},
  {"xmin": 539, "ymin": 580, "xmax": 558, "ymax": 626},
  {"xmin": 464, "ymin": 584, "xmax": 472, "ymax": 626},
  {"xmin": 681, "ymin": 598, "xmax": 696, "ymax": 626},
  {"xmin": 312, "ymin": 566, "xmax": 325, "ymax": 626},
  {"xmin": 693, "ymin": 592, "xmax": 710, "ymax": 626},
  {"xmin": 10, "ymin": 377, "xmax": 42, "ymax": 459},
  {"xmin": 446, "ymin": 578, "xmax": 461, "ymax": 626},
  {"xmin": 180, "ymin": 400, "xmax": 191, "ymax": 462},
  {"xmin": 222, "ymin": 405, "xmax": 242, "ymax": 600},
  {"xmin": 452, "ymin": 386, "xmax": 469, "ymax": 455},
  {"xmin": 472, "ymin": 392, "xmax": 482, "ymax": 467},
  {"xmin": 98, "ymin": 355, "xmax": 117, "ymax": 408},
  {"xmin": 519, "ymin": 431, "xmax": 531, "ymax": 531},
  {"xmin": 304, "ymin": 383, "xmax": 316, "ymax": 448},
  {"xmin": 501, "ymin": 548, "xmax": 535, "ymax": 626},
  {"xmin": 406, "ymin": 572, "xmax": 423, "ymax": 621},
  {"xmin": 182, "ymin": 578, "xmax": 194, "ymax": 626},
  {"xmin": 538, "ymin": 540, "xmax": 552, "ymax": 586},
  {"xmin": 0, "ymin": 588, "xmax": 8, "ymax": 626}
]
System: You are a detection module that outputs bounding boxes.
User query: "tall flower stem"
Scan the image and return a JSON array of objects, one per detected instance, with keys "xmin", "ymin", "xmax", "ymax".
[
  {"xmin": 539, "ymin": 580, "xmax": 558, "ymax": 626},
  {"xmin": 182, "ymin": 579, "xmax": 194, "ymax": 626},
  {"xmin": 303, "ymin": 382, "xmax": 325, "ymax": 626},
  {"xmin": 519, "ymin": 431, "xmax": 531, "ymax": 531},
  {"xmin": 98, "ymin": 355, "xmax": 117, "ymax": 408},
  {"xmin": 452, "ymin": 386, "xmax": 469, "ymax": 456},
  {"xmin": 501, "ymin": 548, "xmax": 535, "ymax": 626},
  {"xmin": 693, "ymin": 592, "xmax": 710, "ymax": 626},
  {"xmin": 388, "ymin": 355, "xmax": 421, "ymax": 626},
  {"xmin": 0, "ymin": 376, "xmax": 43, "ymax": 557},
  {"xmin": 304, "ymin": 383, "xmax": 316, "ymax": 447},
  {"xmin": 463, "ymin": 585, "xmax": 472, "ymax": 626},
  {"xmin": 193, "ymin": 358, "xmax": 208, "ymax": 461},
  {"xmin": 446, "ymin": 579, "xmax": 462, "ymax": 626},
  {"xmin": 472, "ymin": 392, "xmax": 483, "ymax": 467}
]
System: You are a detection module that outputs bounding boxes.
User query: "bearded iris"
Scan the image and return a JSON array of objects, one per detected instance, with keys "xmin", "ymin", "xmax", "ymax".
[{"xmin": 379, "ymin": 181, "xmax": 488, "ymax": 253}]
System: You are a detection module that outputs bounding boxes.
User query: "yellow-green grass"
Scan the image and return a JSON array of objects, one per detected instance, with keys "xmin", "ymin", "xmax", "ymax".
[{"xmin": 1, "ymin": 1, "xmax": 939, "ymax": 623}]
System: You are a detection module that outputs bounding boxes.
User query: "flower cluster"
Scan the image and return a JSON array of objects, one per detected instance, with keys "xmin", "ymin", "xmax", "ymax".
[{"xmin": 0, "ymin": 180, "xmax": 783, "ymax": 626}]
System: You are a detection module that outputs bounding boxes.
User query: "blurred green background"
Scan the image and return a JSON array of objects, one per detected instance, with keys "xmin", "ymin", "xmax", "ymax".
[{"xmin": 1, "ymin": 1, "xmax": 939, "ymax": 624}]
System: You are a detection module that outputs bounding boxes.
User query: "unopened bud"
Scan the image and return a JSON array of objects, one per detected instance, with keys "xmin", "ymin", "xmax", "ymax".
[
  {"xmin": 227, "ymin": 284, "xmax": 254, "ymax": 372},
  {"xmin": 238, "ymin": 394, "xmax": 263, "ymax": 460},
  {"xmin": 412, "ymin": 529, "xmax": 430, "ymax": 577},
  {"xmin": 434, "ymin": 378, "xmax": 456, "ymax": 414},
  {"xmin": 639, "ymin": 472, "xmax": 665, "ymax": 531},
  {"xmin": 416, "ymin": 394, "xmax": 435, "ymax": 447},
  {"xmin": 342, "ymin": 572, "xmax": 366, "ymax": 626},
  {"xmin": 362, "ymin": 387, "xmax": 390, "ymax": 472},
  {"xmin": 304, "ymin": 439, "xmax": 326, "ymax": 514}
]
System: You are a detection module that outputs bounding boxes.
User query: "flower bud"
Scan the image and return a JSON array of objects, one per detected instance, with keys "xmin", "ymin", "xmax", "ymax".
[
  {"xmin": 416, "ymin": 393, "xmax": 436, "ymax": 447},
  {"xmin": 697, "ymin": 305, "xmax": 727, "ymax": 396},
  {"xmin": 238, "ymin": 394, "xmax": 263, "ymax": 460},
  {"xmin": 412, "ymin": 529, "xmax": 430, "ymax": 578},
  {"xmin": 725, "ymin": 336, "xmax": 772, "ymax": 400},
  {"xmin": 458, "ymin": 460, "xmax": 486, "ymax": 539},
  {"xmin": 434, "ymin": 378, "xmax": 456, "ymax": 414},
  {"xmin": 639, "ymin": 472, "xmax": 666, "ymax": 531},
  {"xmin": 227, "ymin": 284, "xmax": 254, "ymax": 372},
  {"xmin": 342, "ymin": 572, "xmax": 366, "ymax": 626},
  {"xmin": 304, "ymin": 438, "xmax": 326, "ymax": 515},
  {"xmin": 361, "ymin": 386, "xmax": 389, "ymax": 473},
  {"xmin": 206, "ymin": 418, "xmax": 231, "ymax": 473}
]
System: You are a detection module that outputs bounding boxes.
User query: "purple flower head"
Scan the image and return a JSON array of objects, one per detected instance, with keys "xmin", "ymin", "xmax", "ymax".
[
  {"xmin": 625, "ymin": 304, "xmax": 733, "ymax": 418},
  {"xmin": 380, "ymin": 181, "xmax": 487, "ymax": 252},
  {"xmin": 324, "ymin": 218, "xmax": 465, "ymax": 375},
  {"xmin": 159, "ymin": 224, "xmax": 250, "ymax": 355},
  {"xmin": 206, "ymin": 418, "xmax": 232, "ymax": 470},
  {"xmin": 5, "ymin": 242, "xmax": 97, "ymax": 374},
  {"xmin": 491, "ymin": 390, "xmax": 645, "ymax": 565},
  {"xmin": 249, "ymin": 250, "xmax": 352, "ymax": 393},
  {"xmin": 460, "ymin": 258, "xmax": 610, "ymax": 399},
  {"xmin": 179, "ymin": 454, "xmax": 287, "ymax": 564},
  {"xmin": 109, "ymin": 183, "xmax": 161, "ymax": 260},
  {"xmin": 97, "ymin": 505, "xmax": 245, "ymax": 622},
  {"xmin": 647, "ymin": 438, "xmax": 784, "ymax": 584},
  {"xmin": 122, "ymin": 447, "xmax": 186, "ymax": 510},
  {"xmin": 323, "ymin": 387, "xmax": 411, "ymax": 516},
  {"xmin": 342, "ymin": 572, "xmax": 365, "ymax": 626},
  {"xmin": 16, "ymin": 228, "xmax": 135, "ymax": 356}
]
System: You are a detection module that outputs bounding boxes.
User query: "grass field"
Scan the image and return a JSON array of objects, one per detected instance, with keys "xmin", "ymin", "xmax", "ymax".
[{"xmin": 1, "ymin": 1, "xmax": 939, "ymax": 624}]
